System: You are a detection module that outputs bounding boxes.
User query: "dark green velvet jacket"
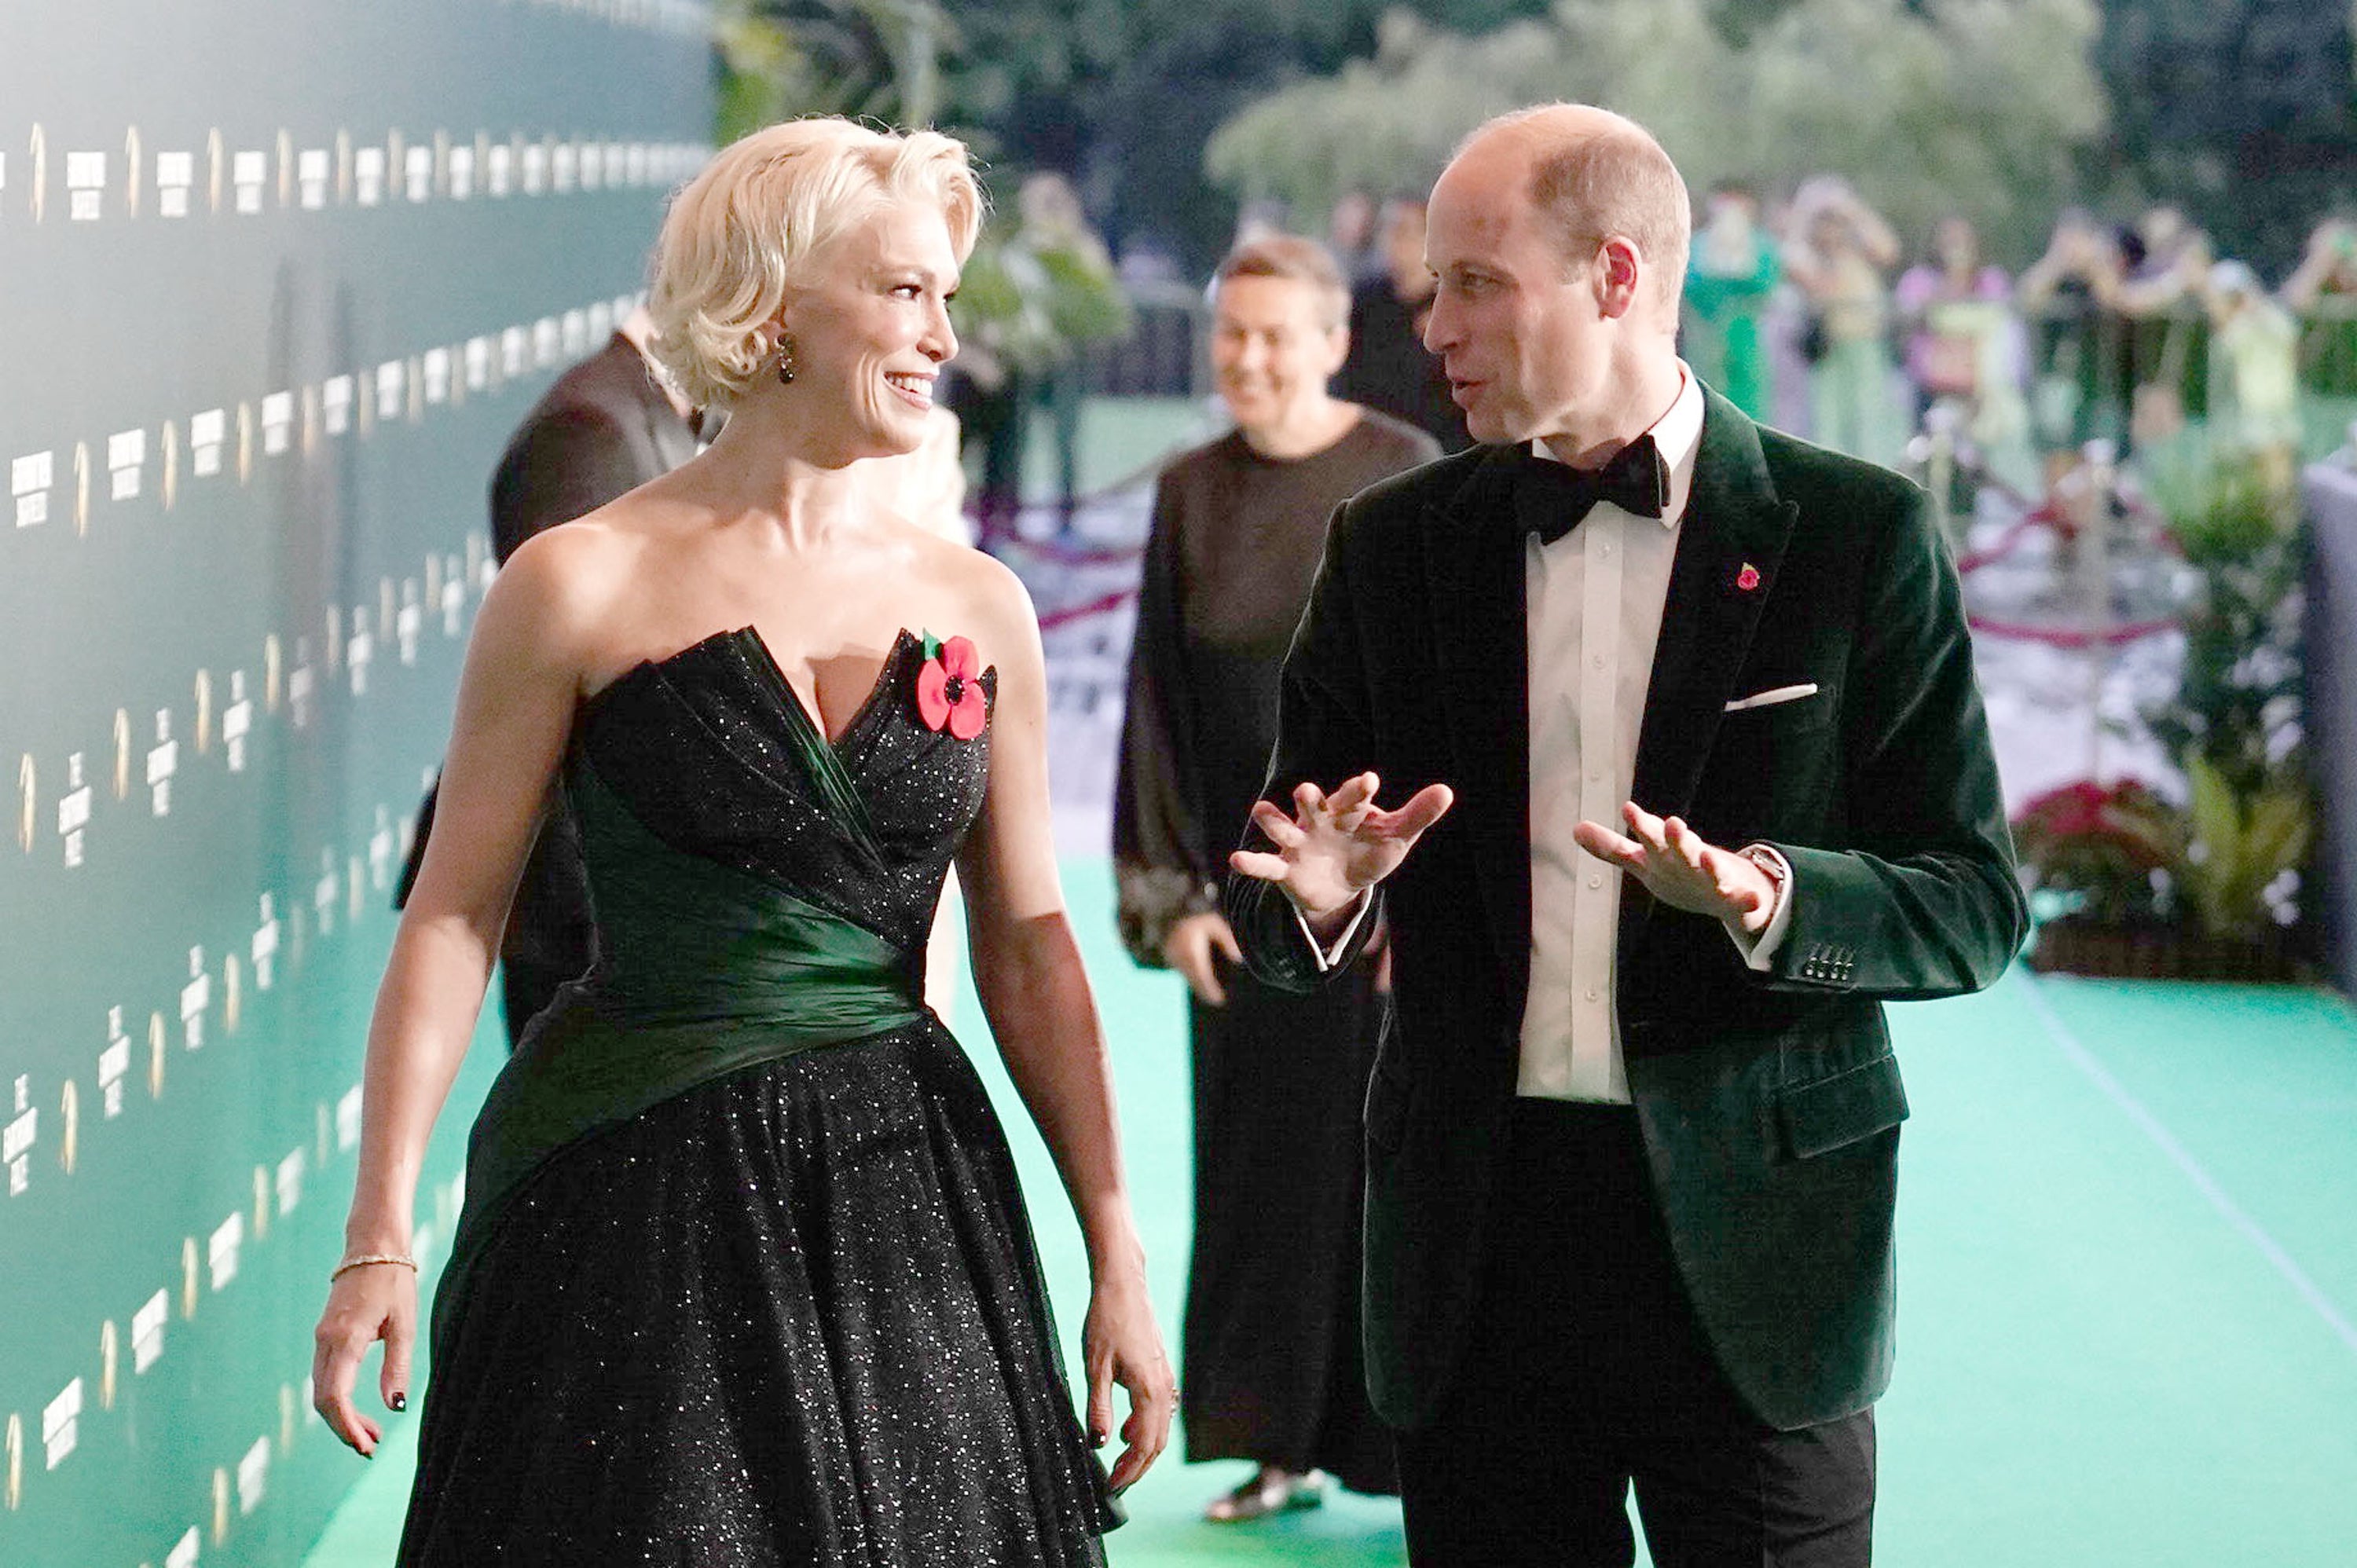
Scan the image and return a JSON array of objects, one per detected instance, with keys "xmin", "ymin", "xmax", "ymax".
[{"xmin": 1226, "ymin": 387, "xmax": 2028, "ymax": 1433}]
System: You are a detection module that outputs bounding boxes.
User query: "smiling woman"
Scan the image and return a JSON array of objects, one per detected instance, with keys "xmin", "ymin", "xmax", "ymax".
[
  {"xmin": 647, "ymin": 119, "xmax": 981, "ymax": 414},
  {"xmin": 310, "ymin": 115, "xmax": 1172, "ymax": 1567}
]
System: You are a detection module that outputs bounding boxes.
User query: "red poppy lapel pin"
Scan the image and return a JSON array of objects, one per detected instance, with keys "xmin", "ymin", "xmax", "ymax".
[{"xmin": 916, "ymin": 632, "xmax": 988, "ymax": 740}]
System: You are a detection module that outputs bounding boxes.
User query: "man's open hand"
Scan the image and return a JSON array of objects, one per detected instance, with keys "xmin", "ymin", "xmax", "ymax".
[
  {"xmin": 1228, "ymin": 773, "xmax": 1454, "ymax": 926},
  {"xmin": 1573, "ymin": 802, "xmax": 1776, "ymax": 932}
]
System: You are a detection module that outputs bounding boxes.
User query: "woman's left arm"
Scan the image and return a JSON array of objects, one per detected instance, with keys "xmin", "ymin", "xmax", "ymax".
[{"xmin": 955, "ymin": 562, "xmax": 1172, "ymax": 1493}]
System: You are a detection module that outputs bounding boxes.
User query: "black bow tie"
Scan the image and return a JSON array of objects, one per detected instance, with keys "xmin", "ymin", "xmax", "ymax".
[{"xmin": 1516, "ymin": 434, "xmax": 1668, "ymax": 544}]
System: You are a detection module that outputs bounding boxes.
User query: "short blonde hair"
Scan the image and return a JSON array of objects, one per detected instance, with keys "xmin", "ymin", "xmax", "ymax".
[
  {"xmin": 1215, "ymin": 234, "xmax": 1351, "ymax": 331},
  {"xmin": 648, "ymin": 118, "xmax": 984, "ymax": 409},
  {"xmin": 1472, "ymin": 104, "xmax": 1690, "ymax": 309}
]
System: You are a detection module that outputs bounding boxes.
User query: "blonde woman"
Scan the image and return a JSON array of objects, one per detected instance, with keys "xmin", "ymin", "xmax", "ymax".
[{"xmin": 310, "ymin": 118, "xmax": 1168, "ymax": 1565}]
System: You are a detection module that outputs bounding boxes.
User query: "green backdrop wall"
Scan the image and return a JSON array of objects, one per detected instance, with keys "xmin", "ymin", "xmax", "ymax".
[{"xmin": 0, "ymin": 4, "xmax": 711, "ymax": 1562}]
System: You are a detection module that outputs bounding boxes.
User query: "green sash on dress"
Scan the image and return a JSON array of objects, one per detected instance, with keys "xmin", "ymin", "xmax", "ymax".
[{"xmin": 435, "ymin": 756, "xmax": 923, "ymax": 1341}]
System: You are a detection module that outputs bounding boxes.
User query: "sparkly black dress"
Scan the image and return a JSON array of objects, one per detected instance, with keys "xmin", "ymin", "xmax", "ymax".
[{"xmin": 398, "ymin": 628, "xmax": 1120, "ymax": 1566}]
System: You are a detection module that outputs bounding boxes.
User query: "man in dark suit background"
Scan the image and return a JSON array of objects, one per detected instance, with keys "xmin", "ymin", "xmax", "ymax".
[
  {"xmin": 484, "ymin": 311, "xmax": 701, "ymax": 563},
  {"xmin": 1227, "ymin": 104, "xmax": 2026, "ymax": 1566},
  {"xmin": 398, "ymin": 310, "xmax": 698, "ymax": 1044},
  {"xmin": 1334, "ymin": 196, "xmax": 1472, "ymax": 454}
]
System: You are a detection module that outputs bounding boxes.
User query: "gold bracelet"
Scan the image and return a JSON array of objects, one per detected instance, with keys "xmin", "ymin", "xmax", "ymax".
[{"xmin": 331, "ymin": 1253, "xmax": 419, "ymax": 1282}]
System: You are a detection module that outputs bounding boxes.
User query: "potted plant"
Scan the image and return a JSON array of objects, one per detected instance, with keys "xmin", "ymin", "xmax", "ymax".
[
  {"xmin": 2014, "ymin": 778, "xmax": 2186, "ymax": 975},
  {"xmin": 2018, "ymin": 457, "xmax": 2314, "ymax": 980}
]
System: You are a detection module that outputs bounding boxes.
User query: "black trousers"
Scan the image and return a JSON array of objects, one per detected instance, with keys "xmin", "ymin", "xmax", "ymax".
[{"xmin": 1395, "ymin": 1101, "xmax": 1875, "ymax": 1567}]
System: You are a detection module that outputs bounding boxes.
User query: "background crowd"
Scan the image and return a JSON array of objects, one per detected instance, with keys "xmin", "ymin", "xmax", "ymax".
[
  {"xmin": 1677, "ymin": 187, "xmax": 2357, "ymax": 500},
  {"xmin": 970, "ymin": 178, "xmax": 2357, "ymax": 504}
]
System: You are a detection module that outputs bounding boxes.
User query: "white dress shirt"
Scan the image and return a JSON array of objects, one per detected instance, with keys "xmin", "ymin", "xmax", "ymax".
[
  {"xmin": 1295, "ymin": 364, "xmax": 1792, "ymax": 1101},
  {"xmin": 1520, "ymin": 365, "xmax": 1790, "ymax": 1101}
]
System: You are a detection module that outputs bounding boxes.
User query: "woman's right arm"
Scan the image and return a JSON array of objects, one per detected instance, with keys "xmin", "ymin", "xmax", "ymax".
[{"xmin": 310, "ymin": 529, "xmax": 604, "ymax": 1454}]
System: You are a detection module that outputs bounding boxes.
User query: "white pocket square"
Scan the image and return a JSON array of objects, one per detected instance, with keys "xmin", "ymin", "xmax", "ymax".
[{"xmin": 1724, "ymin": 683, "xmax": 1819, "ymax": 713}]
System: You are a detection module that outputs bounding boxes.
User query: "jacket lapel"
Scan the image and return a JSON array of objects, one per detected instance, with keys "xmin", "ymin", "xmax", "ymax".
[
  {"xmin": 1423, "ymin": 447, "xmax": 1532, "ymax": 984},
  {"xmin": 1630, "ymin": 387, "xmax": 1800, "ymax": 826}
]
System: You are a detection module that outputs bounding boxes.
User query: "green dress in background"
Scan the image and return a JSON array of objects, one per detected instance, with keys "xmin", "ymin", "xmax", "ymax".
[{"xmin": 1686, "ymin": 240, "xmax": 1780, "ymax": 420}]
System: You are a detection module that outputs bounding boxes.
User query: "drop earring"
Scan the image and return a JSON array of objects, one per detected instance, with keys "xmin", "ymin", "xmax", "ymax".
[{"xmin": 775, "ymin": 335, "xmax": 797, "ymax": 387}]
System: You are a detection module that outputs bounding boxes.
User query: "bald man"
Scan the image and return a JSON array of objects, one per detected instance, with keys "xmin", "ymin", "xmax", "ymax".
[{"xmin": 1226, "ymin": 105, "xmax": 2024, "ymax": 1565}]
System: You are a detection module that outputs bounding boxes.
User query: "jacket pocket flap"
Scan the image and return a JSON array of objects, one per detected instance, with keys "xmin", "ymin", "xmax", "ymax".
[{"xmin": 1777, "ymin": 1053, "xmax": 1908, "ymax": 1159}]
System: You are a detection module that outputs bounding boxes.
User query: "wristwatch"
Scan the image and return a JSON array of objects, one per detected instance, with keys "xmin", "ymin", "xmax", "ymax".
[{"xmin": 1738, "ymin": 843, "xmax": 1789, "ymax": 925}]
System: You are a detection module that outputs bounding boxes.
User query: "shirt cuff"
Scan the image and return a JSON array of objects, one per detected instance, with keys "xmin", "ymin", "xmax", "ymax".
[
  {"xmin": 1292, "ymin": 888, "xmax": 1374, "ymax": 974},
  {"xmin": 1723, "ymin": 844, "xmax": 1795, "ymax": 971}
]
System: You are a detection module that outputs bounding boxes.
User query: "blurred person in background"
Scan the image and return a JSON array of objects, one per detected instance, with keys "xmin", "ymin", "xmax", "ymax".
[
  {"xmin": 1329, "ymin": 186, "xmax": 1383, "ymax": 284},
  {"xmin": 1336, "ymin": 196, "xmax": 1472, "ymax": 451},
  {"xmin": 2017, "ymin": 209, "xmax": 2124, "ymax": 488},
  {"xmin": 1895, "ymin": 215, "xmax": 2030, "ymax": 485},
  {"xmin": 950, "ymin": 174, "xmax": 1130, "ymax": 543},
  {"xmin": 1018, "ymin": 171, "xmax": 1130, "ymax": 529},
  {"xmin": 2281, "ymin": 214, "xmax": 2357, "ymax": 406},
  {"xmin": 1683, "ymin": 180, "xmax": 1779, "ymax": 419},
  {"xmin": 2205, "ymin": 260, "xmax": 2302, "ymax": 489},
  {"xmin": 2281, "ymin": 215, "xmax": 2357, "ymax": 313},
  {"xmin": 1782, "ymin": 179, "xmax": 1903, "ymax": 464},
  {"xmin": 942, "ymin": 234, "xmax": 1043, "ymax": 544},
  {"xmin": 1116, "ymin": 234, "xmax": 1439, "ymax": 1524},
  {"xmin": 2112, "ymin": 205, "xmax": 2214, "ymax": 450}
]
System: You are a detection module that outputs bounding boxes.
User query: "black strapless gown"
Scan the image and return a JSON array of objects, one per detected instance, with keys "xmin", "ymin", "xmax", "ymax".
[{"xmin": 398, "ymin": 628, "xmax": 1119, "ymax": 1566}]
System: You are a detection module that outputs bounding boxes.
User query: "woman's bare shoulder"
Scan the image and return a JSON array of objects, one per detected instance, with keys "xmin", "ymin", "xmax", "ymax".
[
  {"xmin": 484, "ymin": 514, "xmax": 648, "ymax": 650},
  {"xmin": 920, "ymin": 535, "xmax": 1035, "ymax": 648}
]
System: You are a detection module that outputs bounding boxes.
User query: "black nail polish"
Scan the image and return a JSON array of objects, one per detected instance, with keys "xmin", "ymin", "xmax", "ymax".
[{"xmin": 390, "ymin": 1392, "xmax": 408, "ymax": 1412}]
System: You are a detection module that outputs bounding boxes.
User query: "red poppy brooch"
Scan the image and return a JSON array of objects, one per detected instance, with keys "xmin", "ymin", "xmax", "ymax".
[{"xmin": 915, "ymin": 632, "xmax": 988, "ymax": 740}]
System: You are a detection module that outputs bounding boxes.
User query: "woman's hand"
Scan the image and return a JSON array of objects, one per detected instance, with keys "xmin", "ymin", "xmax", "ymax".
[
  {"xmin": 1081, "ymin": 1266, "xmax": 1173, "ymax": 1495},
  {"xmin": 311, "ymin": 1261, "xmax": 418, "ymax": 1456},
  {"xmin": 948, "ymin": 565, "xmax": 1173, "ymax": 1494}
]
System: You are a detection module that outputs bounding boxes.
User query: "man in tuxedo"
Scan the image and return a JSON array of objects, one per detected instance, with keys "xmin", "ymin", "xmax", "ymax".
[
  {"xmin": 398, "ymin": 312, "xmax": 698, "ymax": 1045},
  {"xmin": 1226, "ymin": 105, "xmax": 2025, "ymax": 1566}
]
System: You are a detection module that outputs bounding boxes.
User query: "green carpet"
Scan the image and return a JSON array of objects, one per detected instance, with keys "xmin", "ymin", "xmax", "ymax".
[{"xmin": 304, "ymin": 867, "xmax": 2357, "ymax": 1566}]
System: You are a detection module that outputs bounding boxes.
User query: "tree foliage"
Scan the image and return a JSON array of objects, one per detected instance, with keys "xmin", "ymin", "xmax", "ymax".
[
  {"xmin": 1205, "ymin": 0, "xmax": 2108, "ymax": 259},
  {"xmin": 716, "ymin": 0, "xmax": 956, "ymax": 141},
  {"xmin": 709, "ymin": 0, "xmax": 2354, "ymax": 277},
  {"xmin": 717, "ymin": 0, "xmax": 1567, "ymax": 263},
  {"xmin": 2093, "ymin": 0, "xmax": 2357, "ymax": 270}
]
